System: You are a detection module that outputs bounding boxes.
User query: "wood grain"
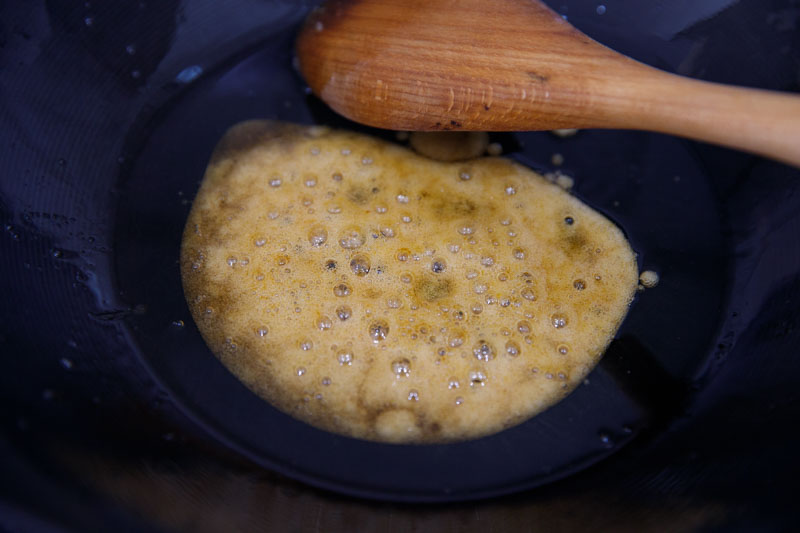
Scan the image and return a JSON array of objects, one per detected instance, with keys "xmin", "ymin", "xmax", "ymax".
[{"xmin": 296, "ymin": 0, "xmax": 800, "ymax": 167}]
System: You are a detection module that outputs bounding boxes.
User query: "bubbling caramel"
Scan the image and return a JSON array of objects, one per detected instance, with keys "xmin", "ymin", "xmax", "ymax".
[{"xmin": 180, "ymin": 120, "xmax": 638, "ymax": 443}]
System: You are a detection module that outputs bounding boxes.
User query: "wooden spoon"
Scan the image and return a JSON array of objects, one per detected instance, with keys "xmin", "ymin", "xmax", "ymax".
[{"xmin": 296, "ymin": 0, "xmax": 800, "ymax": 167}]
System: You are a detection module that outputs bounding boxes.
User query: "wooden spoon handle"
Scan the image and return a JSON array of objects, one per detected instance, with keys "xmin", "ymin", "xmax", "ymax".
[
  {"xmin": 594, "ymin": 66, "xmax": 800, "ymax": 167},
  {"xmin": 297, "ymin": 0, "xmax": 800, "ymax": 166}
]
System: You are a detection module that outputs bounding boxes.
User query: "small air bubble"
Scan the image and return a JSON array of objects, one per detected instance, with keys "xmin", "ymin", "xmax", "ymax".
[
  {"xmin": 337, "ymin": 350, "xmax": 353, "ymax": 365},
  {"xmin": 269, "ymin": 177, "xmax": 282, "ymax": 187},
  {"xmin": 513, "ymin": 248, "xmax": 526, "ymax": 260},
  {"xmin": 396, "ymin": 194, "xmax": 409, "ymax": 204},
  {"xmin": 333, "ymin": 283, "xmax": 351, "ymax": 297},
  {"xmin": 255, "ymin": 238, "xmax": 266, "ymax": 247},
  {"xmin": 227, "ymin": 257, "xmax": 237, "ymax": 267},
  {"xmin": 471, "ymin": 303, "xmax": 483, "ymax": 314},
  {"xmin": 558, "ymin": 344, "xmax": 569, "ymax": 355},
  {"xmin": 552, "ymin": 314, "xmax": 568, "ymax": 328},
  {"xmin": 448, "ymin": 377, "xmax": 460, "ymax": 389},
  {"xmin": 369, "ymin": 320, "xmax": 389, "ymax": 342},
  {"xmin": 573, "ymin": 279, "xmax": 586, "ymax": 290},
  {"xmin": 432, "ymin": 259, "xmax": 446, "ymax": 273},
  {"xmin": 401, "ymin": 215, "xmax": 412, "ymax": 223},
  {"xmin": 268, "ymin": 211, "xmax": 280, "ymax": 219},
  {"xmin": 256, "ymin": 327, "xmax": 269, "ymax": 337},
  {"xmin": 396, "ymin": 248, "xmax": 410, "ymax": 261},
  {"xmin": 505, "ymin": 341, "xmax": 521, "ymax": 357},
  {"xmin": 469, "ymin": 371, "xmax": 487, "ymax": 387},
  {"xmin": 481, "ymin": 256, "xmax": 495, "ymax": 267},
  {"xmin": 505, "ymin": 185, "xmax": 516, "ymax": 195},
  {"xmin": 380, "ymin": 226, "xmax": 395, "ymax": 238},
  {"xmin": 448, "ymin": 243, "xmax": 460, "ymax": 253},
  {"xmin": 300, "ymin": 340, "xmax": 313, "ymax": 351},
  {"xmin": 448, "ymin": 333, "xmax": 465, "ymax": 347},
  {"xmin": 336, "ymin": 305, "xmax": 352, "ymax": 321},
  {"xmin": 362, "ymin": 156, "xmax": 373, "ymax": 165},
  {"xmin": 400, "ymin": 272, "xmax": 412, "ymax": 283},
  {"xmin": 564, "ymin": 216, "xmax": 574, "ymax": 225},
  {"xmin": 407, "ymin": 390, "xmax": 419, "ymax": 401},
  {"xmin": 455, "ymin": 396, "xmax": 464, "ymax": 405},
  {"xmin": 308, "ymin": 226, "xmax": 328, "ymax": 246},
  {"xmin": 339, "ymin": 228, "xmax": 365, "ymax": 249},
  {"xmin": 392, "ymin": 358, "xmax": 411, "ymax": 377},
  {"xmin": 596, "ymin": 4, "xmax": 606, "ymax": 15},
  {"xmin": 473, "ymin": 340, "xmax": 495, "ymax": 361},
  {"xmin": 350, "ymin": 254, "xmax": 371, "ymax": 276},
  {"xmin": 304, "ymin": 176, "xmax": 317, "ymax": 187},
  {"xmin": 458, "ymin": 225, "xmax": 475, "ymax": 236},
  {"xmin": 172, "ymin": 320, "xmax": 185, "ymax": 327},
  {"xmin": 521, "ymin": 288, "xmax": 536, "ymax": 301},
  {"xmin": 517, "ymin": 320, "xmax": 531, "ymax": 334},
  {"xmin": 322, "ymin": 377, "xmax": 331, "ymax": 386},
  {"xmin": 459, "ymin": 170, "xmax": 471, "ymax": 181},
  {"xmin": 473, "ymin": 283, "xmax": 488, "ymax": 294},
  {"xmin": 316, "ymin": 316, "xmax": 332, "ymax": 331}
]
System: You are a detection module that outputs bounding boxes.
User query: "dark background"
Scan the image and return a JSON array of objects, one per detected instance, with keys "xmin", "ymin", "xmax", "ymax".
[{"xmin": 2, "ymin": 0, "xmax": 799, "ymax": 531}]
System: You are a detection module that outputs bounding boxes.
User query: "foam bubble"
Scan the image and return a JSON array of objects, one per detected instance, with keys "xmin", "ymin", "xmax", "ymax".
[
  {"xmin": 350, "ymin": 254, "xmax": 371, "ymax": 276},
  {"xmin": 308, "ymin": 226, "xmax": 328, "ymax": 246},
  {"xmin": 473, "ymin": 340, "xmax": 495, "ymax": 361},
  {"xmin": 339, "ymin": 228, "xmax": 365, "ymax": 249},
  {"xmin": 337, "ymin": 350, "xmax": 353, "ymax": 365},
  {"xmin": 505, "ymin": 340, "xmax": 521, "ymax": 357},
  {"xmin": 392, "ymin": 358, "xmax": 411, "ymax": 377},
  {"xmin": 369, "ymin": 320, "xmax": 389, "ymax": 342},
  {"xmin": 336, "ymin": 305, "xmax": 352, "ymax": 321},
  {"xmin": 333, "ymin": 283, "xmax": 352, "ymax": 297}
]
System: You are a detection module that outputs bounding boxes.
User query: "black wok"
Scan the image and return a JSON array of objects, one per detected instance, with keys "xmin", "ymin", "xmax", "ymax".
[{"xmin": 1, "ymin": 0, "xmax": 799, "ymax": 530}]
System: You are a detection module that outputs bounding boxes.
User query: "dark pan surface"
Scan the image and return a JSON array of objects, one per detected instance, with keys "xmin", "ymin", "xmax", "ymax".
[
  {"xmin": 114, "ymin": 23, "xmax": 726, "ymax": 501},
  {"xmin": 1, "ymin": 0, "xmax": 799, "ymax": 528}
]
